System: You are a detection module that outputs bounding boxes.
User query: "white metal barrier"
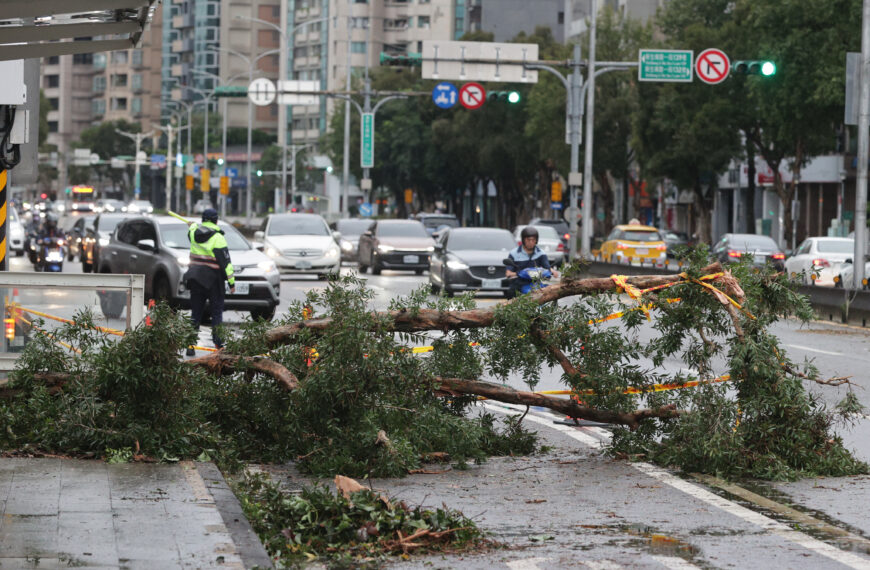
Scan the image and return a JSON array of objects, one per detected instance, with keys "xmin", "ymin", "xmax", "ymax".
[{"xmin": 0, "ymin": 272, "xmax": 145, "ymax": 372}]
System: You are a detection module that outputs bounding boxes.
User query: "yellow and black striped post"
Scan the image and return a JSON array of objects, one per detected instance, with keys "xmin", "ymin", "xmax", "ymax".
[{"xmin": 0, "ymin": 168, "xmax": 7, "ymax": 271}]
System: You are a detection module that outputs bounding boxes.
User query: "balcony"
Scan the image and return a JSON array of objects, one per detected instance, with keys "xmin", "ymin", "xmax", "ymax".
[{"xmin": 172, "ymin": 13, "xmax": 194, "ymax": 29}]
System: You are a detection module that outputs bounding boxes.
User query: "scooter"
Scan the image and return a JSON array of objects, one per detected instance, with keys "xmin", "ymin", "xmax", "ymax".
[
  {"xmin": 503, "ymin": 257, "xmax": 552, "ymax": 295},
  {"xmin": 34, "ymin": 236, "xmax": 65, "ymax": 272}
]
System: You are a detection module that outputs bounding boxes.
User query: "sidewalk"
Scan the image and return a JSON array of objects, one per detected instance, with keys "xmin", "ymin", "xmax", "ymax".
[{"xmin": 0, "ymin": 459, "xmax": 271, "ymax": 569}]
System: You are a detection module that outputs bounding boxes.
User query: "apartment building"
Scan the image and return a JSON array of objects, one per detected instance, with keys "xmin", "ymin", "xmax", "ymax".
[{"xmin": 42, "ymin": 50, "xmax": 94, "ymax": 158}]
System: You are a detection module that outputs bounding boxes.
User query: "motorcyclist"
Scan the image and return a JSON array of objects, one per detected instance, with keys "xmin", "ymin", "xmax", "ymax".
[
  {"xmin": 38, "ymin": 212, "xmax": 64, "ymax": 241},
  {"xmin": 505, "ymin": 226, "xmax": 558, "ymax": 298}
]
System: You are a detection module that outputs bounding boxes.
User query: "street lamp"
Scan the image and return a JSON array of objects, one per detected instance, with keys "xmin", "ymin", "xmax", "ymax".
[
  {"xmin": 164, "ymin": 98, "xmax": 194, "ymax": 212},
  {"xmin": 116, "ymin": 128, "xmax": 155, "ymax": 200},
  {"xmin": 234, "ymin": 12, "xmax": 329, "ymax": 212}
]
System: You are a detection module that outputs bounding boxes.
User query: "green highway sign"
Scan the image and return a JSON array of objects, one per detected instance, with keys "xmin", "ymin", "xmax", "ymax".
[
  {"xmin": 638, "ymin": 49, "xmax": 693, "ymax": 83},
  {"xmin": 361, "ymin": 113, "xmax": 374, "ymax": 169}
]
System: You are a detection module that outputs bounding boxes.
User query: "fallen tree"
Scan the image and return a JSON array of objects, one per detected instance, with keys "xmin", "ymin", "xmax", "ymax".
[{"xmin": 0, "ymin": 253, "xmax": 866, "ymax": 481}]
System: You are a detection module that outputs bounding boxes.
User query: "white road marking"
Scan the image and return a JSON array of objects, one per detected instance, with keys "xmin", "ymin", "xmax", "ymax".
[
  {"xmin": 650, "ymin": 556, "xmax": 702, "ymax": 570},
  {"xmin": 506, "ymin": 557, "xmax": 551, "ymax": 570},
  {"xmin": 581, "ymin": 561, "xmax": 623, "ymax": 569},
  {"xmin": 483, "ymin": 403, "xmax": 870, "ymax": 570},
  {"xmin": 786, "ymin": 344, "xmax": 843, "ymax": 356}
]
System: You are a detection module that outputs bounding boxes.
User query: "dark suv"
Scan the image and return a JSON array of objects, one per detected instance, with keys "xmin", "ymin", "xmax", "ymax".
[
  {"xmin": 529, "ymin": 217, "xmax": 571, "ymax": 249},
  {"xmin": 414, "ymin": 213, "xmax": 459, "ymax": 236}
]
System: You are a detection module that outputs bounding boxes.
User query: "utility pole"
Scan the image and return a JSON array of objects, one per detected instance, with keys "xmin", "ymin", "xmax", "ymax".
[
  {"xmin": 854, "ymin": 0, "xmax": 870, "ymax": 289},
  {"xmin": 581, "ymin": 6, "xmax": 597, "ymax": 258},
  {"xmin": 116, "ymin": 129, "xmax": 154, "ymax": 199},
  {"xmin": 341, "ymin": 1, "xmax": 352, "ymax": 218},
  {"xmin": 154, "ymin": 122, "xmax": 175, "ymax": 211},
  {"xmin": 221, "ymin": 96, "xmax": 228, "ymax": 217}
]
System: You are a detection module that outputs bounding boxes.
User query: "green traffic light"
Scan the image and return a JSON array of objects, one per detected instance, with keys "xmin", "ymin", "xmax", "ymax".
[
  {"xmin": 761, "ymin": 61, "xmax": 776, "ymax": 76},
  {"xmin": 507, "ymin": 91, "xmax": 521, "ymax": 104},
  {"xmin": 256, "ymin": 169, "xmax": 263, "ymax": 177},
  {"xmin": 217, "ymin": 158, "xmax": 224, "ymax": 166}
]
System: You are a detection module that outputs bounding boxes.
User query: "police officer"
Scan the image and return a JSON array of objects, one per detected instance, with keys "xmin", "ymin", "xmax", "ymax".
[{"xmin": 184, "ymin": 208, "xmax": 235, "ymax": 355}]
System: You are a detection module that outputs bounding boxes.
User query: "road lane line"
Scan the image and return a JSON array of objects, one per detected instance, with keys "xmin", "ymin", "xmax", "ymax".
[
  {"xmin": 506, "ymin": 557, "xmax": 551, "ymax": 570},
  {"xmin": 786, "ymin": 344, "xmax": 843, "ymax": 356},
  {"xmin": 483, "ymin": 403, "xmax": 870, "ymax": 569},
  {"xmin": 650, "ymin": 556, "xmax": 701, "ymax": 570}
]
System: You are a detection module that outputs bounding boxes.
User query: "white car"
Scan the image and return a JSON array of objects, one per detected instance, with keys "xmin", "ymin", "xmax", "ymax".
[
  {"xmin": 784, "ymin": 237, "xmax": 854, "ymax": 286},
  {"xmin": 124, "ymin": 199, "xmax": 154, "ymax": 214},
  {"xmin": 254, "ymin": 213, "xmax": 342, "ymax": 279},
  {"xmin": 8, "ymin": 206, "xmax": 24, "ymax": 256},
  {"xmin": 836, "ymin": 260, "xmax": 870, "ymax": 289}
]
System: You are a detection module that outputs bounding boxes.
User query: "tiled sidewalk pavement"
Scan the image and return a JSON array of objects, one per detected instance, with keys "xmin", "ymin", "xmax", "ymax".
[{"xmin": 0, "ymin": 458, "xmax": 271, "ymax": 569}]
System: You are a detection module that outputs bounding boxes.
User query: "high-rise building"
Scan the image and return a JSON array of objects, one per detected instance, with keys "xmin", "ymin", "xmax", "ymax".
[
  {"xmin": 466, "ymin": 0, "xmax": 566, "ymax": 42},
  {"xmin": 41, "ymin": 50, "xmax": 95, "ymax": 159}
]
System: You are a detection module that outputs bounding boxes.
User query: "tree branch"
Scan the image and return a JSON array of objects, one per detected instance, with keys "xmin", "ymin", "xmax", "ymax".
[
  {"xmin": 435, "ymin": 377, "xmax": 679, "ymax": 431},
  {"xmin": 185, "ymin": 353, "xmax": 299, "ymax": 391}
]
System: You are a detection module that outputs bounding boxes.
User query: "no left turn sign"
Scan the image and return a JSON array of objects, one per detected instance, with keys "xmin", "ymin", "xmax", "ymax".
[
  {"xmin": 459, "ymin": 82, "xmax": 486, "ymax": 110},
  {"xmin": 695, "ymin": 48, "xmax": 730, "ymax": 85}
]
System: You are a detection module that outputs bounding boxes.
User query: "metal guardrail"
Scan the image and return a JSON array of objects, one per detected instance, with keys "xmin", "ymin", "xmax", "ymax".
[
  {"xmin": 0, "ymin": 272, "xmax": 145, "ymax": 372},
  {"xmin": 581, "ymin": 260, "xmax": 870, "ymax": 326}
]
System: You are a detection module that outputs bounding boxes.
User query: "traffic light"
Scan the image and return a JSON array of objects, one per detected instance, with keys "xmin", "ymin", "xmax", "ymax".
[
  {"xmin": 217, "ymin": 157, "xmax": 224, "ymax": 166},
  {"xmin": 256, "ymin": 169, "xmax": 263, "ymax": 177},
  {"xmin": 733, "ymin": 60, "xmax": 777, "ymax": 76},
  {"xmin": 379, "ymin": 52, "xmax": 422, "ymax": 67},
  {"xmin": 487, "ymin": 91, "xmax": 521, "ymax": 104}
]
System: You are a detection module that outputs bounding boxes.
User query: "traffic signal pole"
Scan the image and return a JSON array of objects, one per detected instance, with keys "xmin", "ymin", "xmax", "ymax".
[{"xmin": 854, "ymin": 0, "xmax": 870, "ymax": 289}]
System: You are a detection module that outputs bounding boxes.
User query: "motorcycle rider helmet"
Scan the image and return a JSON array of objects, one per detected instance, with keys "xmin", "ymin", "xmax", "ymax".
[
  {"xmin": 520, "ymin": 226, "xmax": 539, "ymax": 242},
  {"xmin": 44, "ymin": 212, "xmax": 58, "ymax": 229}
]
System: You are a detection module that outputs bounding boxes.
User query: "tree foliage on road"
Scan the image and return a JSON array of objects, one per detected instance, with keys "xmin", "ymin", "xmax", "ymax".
[{"xmin": 0, "ymin": 257, "xmax": 865, "ymax": 482}]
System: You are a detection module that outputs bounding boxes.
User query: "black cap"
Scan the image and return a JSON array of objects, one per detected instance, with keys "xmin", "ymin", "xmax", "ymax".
[{"xmin": 202, "ymin": 208, "xmax": 218, "ymax": 223}]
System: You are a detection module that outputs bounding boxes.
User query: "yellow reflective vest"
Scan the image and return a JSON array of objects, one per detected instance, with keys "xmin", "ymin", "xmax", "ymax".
[{"xmin": 186, "ymin": 221, "xmax": 235, "ymax": 289}]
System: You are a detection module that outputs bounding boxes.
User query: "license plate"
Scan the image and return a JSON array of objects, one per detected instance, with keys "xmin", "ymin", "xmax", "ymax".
[
  {"xmin": 481, "ymin": 278, "xmax": 502, "ymax": 289},
  {"xmin": 403, "ymin": 255, "xmax": 419, "ymax": 264},
  {"xmin": 296, "ymin": 260, "xmax": 312, "ymax": 269},
  {"xmin": 635, "ymin": 248, "xmax": 648, "ymax": 255},
  {"xmin": 227, "ymin": 282, "xmax": 250, "ymax": 295}
]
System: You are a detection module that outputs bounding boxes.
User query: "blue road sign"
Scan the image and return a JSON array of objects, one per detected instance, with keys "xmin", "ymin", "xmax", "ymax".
[
  {"xmin": 359, "ymin": 202, "xmax": 373, "ymax": 217},
  {"xmin": 432, "ymin": 82, "xmax": 458, "ymax": 109},
  {"xmin": 551, "ymin": 202, "xmax": 564, "ymax": 210},
  {"xmin": 226, "ymin": 167, "xmax": 239, "ymax": 178}
]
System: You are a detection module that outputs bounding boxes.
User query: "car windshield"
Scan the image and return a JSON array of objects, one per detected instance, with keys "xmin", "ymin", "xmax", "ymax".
[
  {"xmin": 816, "ymin": 240, "xmax": 854, "ymax": 254},
  {"xmin": 622, "ymin": 230, "xmax": 662, "ymax": 242},
  {"xmin": 420, "ymin": 217, "xmax": 458, "ymax": 229},
  {"xmin": 268, "ymin": 216, "xmax": 329, "ymax": 236},
  {"xmin": 160, "ymin": 222, "xmax": 251, "ymax": 250},
  {"xmin": 730, "ymin": 235, "xmax": 778, "ymax": 250},
  {"xmin": 529, "ymin": 226, "xmax": 560, "ymax": 240},
  {"xmin": 377, "ymin": 223, "xmax": 429, "ymax": 238},
  {"xmin": 97, "ymin": 215, "xmax": 131, "ymax": 233},
  {"xmin": 448, "ymin": 231, "xmax": 515, "ymax": 251},
  {"xmin": 336, "ymin": 219, "xmax": 373, "ymax": 236}
]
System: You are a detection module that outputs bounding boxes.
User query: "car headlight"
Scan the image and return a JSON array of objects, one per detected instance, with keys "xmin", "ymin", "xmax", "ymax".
[
  {"xmin": 378, "ymin": 244, "xmax": 394, "ymax": 253},
  {"xmin": 426, "ymin": 246, "xmax": 435, "ymax": 252},
  {"xmin": 446, "ymin": 259, "xmax": 469, "ymax": 271},
  {"xmin": 326, "ymin": 246, "xmax": 340, "ymax": 258},
  {"xmin": 99, "ymin": 237, "xmax": 110, "ymax": 246},
  {"xmin": 257, "ymin": 260, "xmax": 277, "ymax": 273},
  {"xmin": 340, "ymin": 239, "xmax": 353, "ymax": 252},
  {"xmin": 265, "ymin": 246, "xmax": 282, "ymax": 259},
  {"xmin": 175, "ymin": 252, "xmax": 190, "ymax": 267}
]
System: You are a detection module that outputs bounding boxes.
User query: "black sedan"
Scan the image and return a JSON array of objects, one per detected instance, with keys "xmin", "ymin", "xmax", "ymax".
[
  {"xmin": 429, "ymin": 227, "xmax": 516, "ymax": 297},
  {"xmin": 711, "ymin": 233, "xmax": 786, "ymax": 270}
]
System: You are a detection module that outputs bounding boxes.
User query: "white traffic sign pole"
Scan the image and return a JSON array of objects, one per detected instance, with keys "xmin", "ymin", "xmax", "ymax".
[
  {"xmin": 581, "ymin": 7, "xmax": 596, "ymax": 258},
  {"xmin": 854, "ymin": 0, "xmax": 870, "ymax": 289}
]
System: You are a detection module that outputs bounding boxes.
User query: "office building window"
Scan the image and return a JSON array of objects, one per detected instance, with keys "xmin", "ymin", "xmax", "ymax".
[
  {"xmin": 92, "ymin": 99, "xmax": 106, "ymax": 115},
  {"xmin": 111, "ymin": 51, "xmax": 128, "ymax": 64},
  {"xmin": 48, "ymin": 121, "xmax": 58, "ymax": 133},
  {"xmin": 131, "ymin": 74, "xmax": 143, "ymax": 91},
  {"xmin": 73, "ymin": 53, "xmax": 93, "ymax": 65},
  {"xmin": 351, "ymin": 42, "xmax": 366, "ymax": 54},
  {"xmin": 48, "ymin": 98, "xmax": 59, "ymax": 110},
  {"xmin": 46, "ymin": 56, "xmax": 60, "ymax": 65},
  {"xmin": 111, "ymin": 74, "xmax": 128, "ymax": 88},
  {"xmin": 418, "ymin": 15, "xmax": 430, "ymax": 28},
  {"xmin": 45, "ymin": 75, "xmax": 59, "ymax": 88},
  {"xmin": 132, "ymin": 97, "xmax": 142, "ymax": 114},
  {"xmin": 111, "ymin": 97, "xmax": 128, "ymax": 111},
  {"xmin": 131, "ymin": 49, "xmax": 144, "ymax": 66},
  {"xmin": 93, "ymin": 75, "xmax": 106, "ymax": 92}
]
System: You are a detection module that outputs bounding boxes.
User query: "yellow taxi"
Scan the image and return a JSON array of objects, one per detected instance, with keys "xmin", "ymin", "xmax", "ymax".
[{"xmin": 600, "ymin": 224, "xmax": 667, "ymax": 264}]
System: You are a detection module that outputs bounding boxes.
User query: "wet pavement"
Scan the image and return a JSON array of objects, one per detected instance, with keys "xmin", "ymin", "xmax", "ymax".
[{"xmin": 0, "ymin": 459, "xmax": 270, "ymax": 569}]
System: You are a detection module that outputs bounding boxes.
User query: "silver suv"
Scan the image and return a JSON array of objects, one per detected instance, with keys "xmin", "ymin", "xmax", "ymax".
[{"xmin": 99, "ymin": 215, "xmax": 281, "ymax": 320}]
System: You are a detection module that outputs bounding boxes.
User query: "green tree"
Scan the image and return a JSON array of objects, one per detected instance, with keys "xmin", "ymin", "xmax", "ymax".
[{"xmin": 74, "ymin": 120, "xmax": 144, "ymax": 196}]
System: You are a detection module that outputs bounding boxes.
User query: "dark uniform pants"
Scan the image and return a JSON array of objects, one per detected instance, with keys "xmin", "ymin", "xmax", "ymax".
[{"xmin": 189, "ymin": 280, "xmax": 226, "ymax": 348}]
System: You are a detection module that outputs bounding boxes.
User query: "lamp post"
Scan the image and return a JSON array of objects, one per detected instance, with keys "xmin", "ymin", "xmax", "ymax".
[
  {"xmin": 235, "ymin": 12, "xmax": 329, "ymax": 212},
  {"xmin": 208, "ymin": 46, "xmax": 281, "ymax": 227},
  {"xmin": 164, "ymin": 99, "xmax": 194, "ymax": 212},
  {"xmin": 286, "ymin": 143, "xmax": 314, "ymax": 208},
  {"xmin": 116, "ymin": 129, "xmax": 155, "ymax": 200},
  {"xmin": 153, "ymin": 120, "xmax": 175, "ymax": 212}
]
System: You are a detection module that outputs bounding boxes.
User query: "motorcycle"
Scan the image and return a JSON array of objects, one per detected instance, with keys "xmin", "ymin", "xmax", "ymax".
[
  {"xmin": 34, "ymin": 236, "xmax": 65, "ymax": 272},
  {"xmin": 503, "ymin": 257, "xmax": 552, "ymax": 296}
]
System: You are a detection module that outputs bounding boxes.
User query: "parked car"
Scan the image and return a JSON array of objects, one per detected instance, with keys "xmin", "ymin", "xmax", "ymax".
[
  {"xmin": 835, "ymin": 259, "xmax": 870, "ymax": 289},
  {"xmin": 600, "ymin": 224, "xmax": 667, "ymax": 265},
  {"xmin": 512, "ymin": 225, "xmax": 566, "ymax": 266},
  {"xmin": 662, "ymin": 230, "xmax": 693, "ymax": 258},
  {"xmin": 80, "ymin": 213, "xmax": 138, "ymax": 273},
  {"xmin": 8, "ymin": 206, "xmax": 24, "ymax": 256},
  {"xmin": 124, "ymin": 199, "xmax": 154, "ymax": 214},
  {"xmin": 784, "ymin": 237, "xmax": 853, "ymax": 286},
  {"xmin": 96, "ymin": 198, "xmax": 126, "ymax": 213},
  {"xmin": 429, "ymin": 227, "xmax": 516, "ymax": 297},
  {"xmin": 529, "ymin": 217, "xmax": 571, "ymax": 250},
  {"xmin": 254, "ymin": 213, "xmax": 341, "ymax": 279},
  {"xmin": 357, "ymin": 219, "xmax": 435, "ymax": 275},
  {"xmin": 193, "ymin": 199, "xmax": 214, "ymax": 214},
  {"xmin": 63, "ymin": 214, "xmax": 96, "ymax": 262},
  {"xmin": 711, "ymin": 233, "xmax": 786, "ymax": 270},
  {"xmin": 330, "ymin": 218, "xmax": 374, "ymax": 262},
  {"xmin": 414, "ymin": 213, "xmax": 459, "ymax": 236},
  {"xmin": 100, "ymin": 215, "xmax": 280, "ymax": 320}
]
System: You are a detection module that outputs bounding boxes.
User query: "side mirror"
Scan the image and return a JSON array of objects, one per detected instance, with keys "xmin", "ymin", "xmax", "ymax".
[
  {"xmin": 363, "ymin": 230, "xmax": 373, "ymax": 237},
  {"xmin": 136, "ymin": 238, "xmax": 156, "ymax": 252},
  {"xmin": 845, "ymin": 258, "xmax": 853, "ymax": 265},
  {"xmin": 254, "ymin": 230, "xmax": 265, "ymax": 241},
  {"xmin": 332, "ymin": 231, "xmax": 342, "ymax": 242}
]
